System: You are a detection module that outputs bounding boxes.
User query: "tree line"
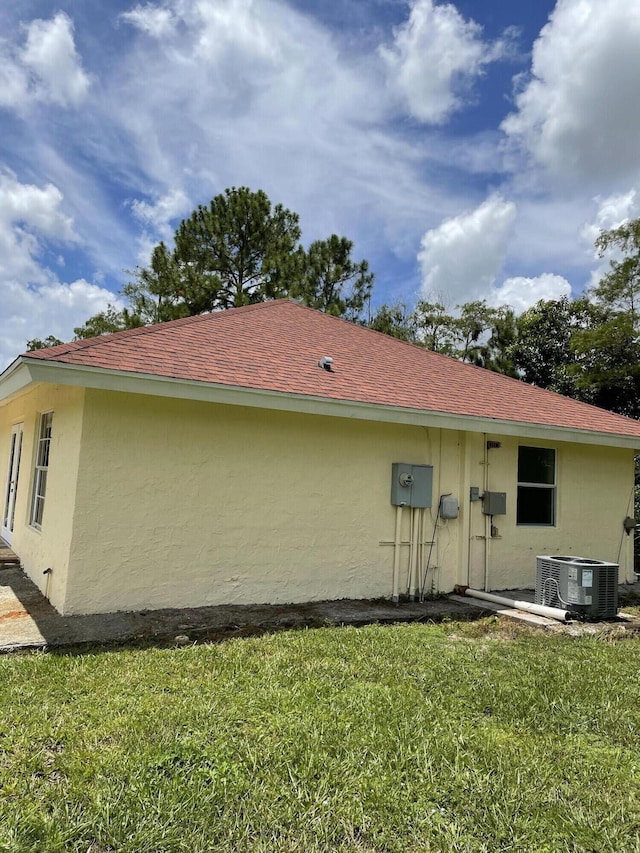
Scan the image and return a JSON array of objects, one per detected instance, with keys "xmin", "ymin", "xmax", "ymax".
[
  {"xmin": 30, "ymin": 187, "xmax": 640, "ymax": 421},
  {"xmin": 371, "ymin": 286, "xmax": 640, "ymax": 422}
]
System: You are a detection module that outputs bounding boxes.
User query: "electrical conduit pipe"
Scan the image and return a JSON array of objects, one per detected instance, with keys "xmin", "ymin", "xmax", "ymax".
[
  {"xmin": 392, "ymin": 505, "xmax": 403, "ymax": 602},
  {"xmin": 410, "ymin": 507, "xmax": 420, "ymax": 599},
  {"xmin": 454, "ymin": 585, "xmax": 576, "ymax": 623},
  {"xmin": 406, "ymin": 507, "xmax": 414, "ymax": 596}
]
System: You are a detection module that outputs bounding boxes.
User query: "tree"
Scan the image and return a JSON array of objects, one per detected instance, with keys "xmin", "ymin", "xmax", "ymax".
[
  {"xmin": 412, "ymin": 300, "xmax": 458, "ymax": 354},
  {"xmin": 73, "ymin": 187, "xmax": 373, "ymax": 338},
  {"xmin": 594, "ymin": 218, "xmax": 640, "ymax": 328},
  {"xmin": 409, "ymin": 298, "xmax": 515, "ymax": 371},
  {"xmin": 293, "ymin": 235, "xmax": 373, "ymax": 321},
  {"xmin": 368, "ymin": 303, "xmax": 416, "ymax": 342},
  {"xmin": 570, "ymin": 310, "xmax": 640, "ymax": 418},
  {"xmin": 450, "ymin": 300, "xmax": 492, "ymax": 362},
  {"xmin": 74, "ymin": 304, "xmax": 143, "ymax": 340},
  {"xmin": 26, "ymin": 335, "xmax": 63, "ymax": 351},
  {"xmin": 121, "ymin": 242, "xmax": 191, "ymax": 326},
  {"xmin": 567, "ymin": 216, "xmax": 640, "ymax": 418},
  {"xmin": 473, "ymin": 305, "xmax": 518, "ymax": 376},
  {"xmin": 511, "ymin": 297, "xmax": 599, "ymax": 395},
  {"xmin": 171, "ymin": 187, "xmax": 302, "ymax": 313}
]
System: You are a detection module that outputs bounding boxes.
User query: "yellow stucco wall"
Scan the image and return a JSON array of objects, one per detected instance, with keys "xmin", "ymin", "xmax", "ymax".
[
  {"xmin": 63, "ymin": 389, "xmax": 433, "ymax": 614},
  {"xmin": 469, "ymin": 435, "xmax": 636, "ymax": 589},
  {"xmin": 0, "ymin": 385, "xmax": 84, "ymax": 610},
  {"xmin": 2, "ymin": 383, "xmax": 635, "ymax": 615}
]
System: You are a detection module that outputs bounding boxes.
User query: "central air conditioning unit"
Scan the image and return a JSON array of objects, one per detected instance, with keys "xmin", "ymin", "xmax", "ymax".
[{"xmin": 535, "ymin": 556, "xmax": 619, "ymax": 620}]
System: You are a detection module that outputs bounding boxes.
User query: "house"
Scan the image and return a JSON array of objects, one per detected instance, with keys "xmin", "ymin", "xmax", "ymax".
[{"xmin": 1, "ymin": 299, "xmax": 639, "ymax": 616}]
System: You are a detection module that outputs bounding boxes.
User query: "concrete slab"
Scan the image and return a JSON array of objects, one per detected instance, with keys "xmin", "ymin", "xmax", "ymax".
[
  {"xmin": 0, "ymin": 567, "xmax": 58, "ymax": 649},
  {"xmin": 0, "ymin": 541, "xmax": 20, "ymax": 567},
  {"xmin": 0, "ymin": 565, "xmax": 489, "ymax": 652},
  {"xmin": 3, "ymin": 564, "xmax": 639, "ymax": 653},
  {"xmin": 448, "ymin": 594, "xmax": 559, "ymax": 628}
]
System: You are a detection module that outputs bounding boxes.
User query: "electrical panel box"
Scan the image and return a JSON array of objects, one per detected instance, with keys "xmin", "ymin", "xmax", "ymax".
[
  {"xmin": 482, "ymin": 491, "xmax": 506, "ymax": 515},
  {"xmin": 390, "ymin": 463, "xmax": 433, "ymax": 508}
]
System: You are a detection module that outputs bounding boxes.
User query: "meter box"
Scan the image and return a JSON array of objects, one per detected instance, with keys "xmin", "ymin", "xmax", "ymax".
[
  {"xmin": 482, "ymin": 491, "xmax": 506, "ymax": 515},
  {"xmin": 390, "ymin": 463, "xmax": 433, "ymax": 508},
  {"xmin": 440, "ymin": 496, "xmax": 459, "ymax": 519}
]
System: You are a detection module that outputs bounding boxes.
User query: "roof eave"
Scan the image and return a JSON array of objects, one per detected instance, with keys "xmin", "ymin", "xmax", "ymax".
[
  {"xmin": 6, "ymin": 358, "xmax": 640, "ymax": 451},
  {"xmin": 0, "ymin": 358, "xmax": 37, "ymax": 402}
]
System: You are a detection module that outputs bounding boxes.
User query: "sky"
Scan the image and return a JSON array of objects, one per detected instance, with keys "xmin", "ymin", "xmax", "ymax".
[{"xmin": 2, "ymin": 0, "xmax": 640, "ymax": 369}]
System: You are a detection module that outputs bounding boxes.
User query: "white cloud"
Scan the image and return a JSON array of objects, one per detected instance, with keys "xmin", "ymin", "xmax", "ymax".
[
  {"xmin": 0, "ymin": 170, "xmax": 77, "ymax": 283},
  {"xmin": 0, "ymin": 172, "xmax": 76, "ymax": 241},
  {"xmin": 121, "ymin": 0, "xmax": 306, "ymax": 78},
  {"xmin": 2, "ymin": 278, "xmax": 121, "ymax": 369},
  {"xmin": 187, "ymin": 0, "xmax": 283, "ymax": 66},
  {"xmin": 581, "ymin": 189, "xmax": 640, "ymax": 248},
  {"xmin": 577, "ymin": 188, "xmax": 640, "ymax": 291},
  {"xmin": 120, "ymin": 4, "xmax": 178, "ymax": 38},
  {"xmin": 380, "ymin": 0, "xmax": 507, "ymax": 124},
  {"xmin": 490, "ymin": 273, "xmax": 571, "ymax": 313},
  {"xmin": 0, "ymin": 12, "xmax": 89, "ymax": 110},
  {"xmin": 0, "ymin": 171, "xmax": 116, "ymax": 368},
  {"xmin": 108, "ymin": 0, "xmax": 449, "ymax": 252},
  {"xmin": 0, "ymin": 41, "xmax": 28, "ymax": 108},
  {"xmin": 3, "ymin": 0, "xmax": 617, "ymax": 350},
  {"xmin": 130, "ymin": 188, "xmax": 192, "ymax": 242},
  {"xmin": 502, "ymin": 0, "xmax": 640, "ymax": 185},
  {"xmin": 1, "ymin": 0, "xmax": 454, "ymax": 324},
  {"xmin": 418, "ymin": 194, "xmax": 517, "ymax": 304},
  {"xmin": 22, "ymin": 12, "xmax": 90, "ymax": 106}
]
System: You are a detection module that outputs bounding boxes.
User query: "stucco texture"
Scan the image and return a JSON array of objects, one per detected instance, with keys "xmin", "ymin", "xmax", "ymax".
[
  {"xmin": 0, "ymin": 384, "xmax": 84, "ymax": 611},
  {"xmin": 466, "ymin": 435, "xmax": 635, "ymax": 590},
  {"xmin": 64, "ymin": 390, "xmax": 433, "ymax": 614},
  {"xmin": 1, "ymin": 384, "xmax": 635, "ymax": 615}
]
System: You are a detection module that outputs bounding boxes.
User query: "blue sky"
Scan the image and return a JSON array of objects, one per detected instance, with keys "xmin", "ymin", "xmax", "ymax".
[{"xmin": 2, "ymin": 0, "xmax": 640, "ymax": 368}]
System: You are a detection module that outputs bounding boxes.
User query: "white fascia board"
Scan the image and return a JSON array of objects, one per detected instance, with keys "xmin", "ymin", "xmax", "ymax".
[
  {"xmin": 15, "ymin": 358, "xmax": 640, "ymax": 451},
  {"xmin": 0, "ymin": 360, "xmax": 37, "ymax": 403}
]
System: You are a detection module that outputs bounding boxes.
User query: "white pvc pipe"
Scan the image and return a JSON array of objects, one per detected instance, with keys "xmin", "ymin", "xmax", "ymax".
[
  {"xmin": 412, "ymin": 508, "xmax": 420, "ymax": 598},
  {"xmin": 406, "ymin": 508, "xmax": 414, "ymax": 596},
  {"xmin": 483, "ymin": 436, "xmax": 490, "ymax": 592},
  {"xmin": 392, "ymin": 505, "xmax": 402, "ymax": 602},
  {"xmin": 418, "ymin": 507, "xmax": 425, "ymax": 598},
  {"xmin": 459, "ymin": 586, "xmax": 574, "ymax": 622}
]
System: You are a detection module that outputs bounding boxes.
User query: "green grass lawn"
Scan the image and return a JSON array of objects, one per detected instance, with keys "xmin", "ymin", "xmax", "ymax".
[{"xmin": 1, "ymin": 619, "xmax": 640, "ymax": 853}]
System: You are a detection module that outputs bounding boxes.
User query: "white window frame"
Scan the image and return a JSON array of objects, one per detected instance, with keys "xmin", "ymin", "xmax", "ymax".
[
  {"xmin": 516, "ymin": 445, "xmax": 557, "ymax": 527},
  {"xmin": 30, "ymin": 412, "xmax": 53, "ymax": 530}
]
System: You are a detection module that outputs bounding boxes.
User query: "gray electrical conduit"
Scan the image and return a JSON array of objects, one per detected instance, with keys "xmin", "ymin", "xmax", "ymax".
[
  {"xmin": 419, "ymin": 494, "xmax": 450, "ymax": 602},
  {"xmin": 617, "ymin": 481, "xmax": 635, "ymax": 574}
]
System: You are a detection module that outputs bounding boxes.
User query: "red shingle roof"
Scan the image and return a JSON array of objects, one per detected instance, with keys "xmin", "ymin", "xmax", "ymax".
[{"xmin": 21, "ymin": 299, "xmax": 640, "ymax": 438}]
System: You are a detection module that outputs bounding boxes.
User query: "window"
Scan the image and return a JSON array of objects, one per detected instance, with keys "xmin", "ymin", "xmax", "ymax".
[
  {"xmin": 517, "ymin": 445, "xmax": 556, "ymax": 526},
  {"xmin": 30, "ymin": 412, "xmax": 53, "ymax": 530}
]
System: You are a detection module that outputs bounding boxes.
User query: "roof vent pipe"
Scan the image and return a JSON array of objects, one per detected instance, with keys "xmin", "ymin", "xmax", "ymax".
[{"xmin": 318, "ymin": 356, "xmax": 334, "ymax": 372}]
